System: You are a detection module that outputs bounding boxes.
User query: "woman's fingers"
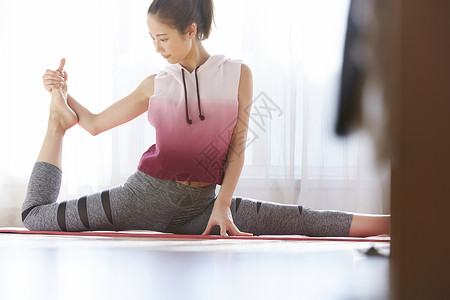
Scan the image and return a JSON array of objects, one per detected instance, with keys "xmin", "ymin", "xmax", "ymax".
[
  {"xmin": 202, "ymin": 221, "xmax": 252, "ymax": 237},
  {"xmin": 202, "ymin": 223, "xmax": 213, "ymax": 235},
  {"xmin": 45, "ymin": 80, "xmax": 63, "ymax": 86},
  {"xmin": 229, "ymin": 223, "xmax": 253, "ymax": 236},
  {"xmin": 44, "ymin": 69, "xmax": 62, "ymax": 77},
  {"xmin": 220, "ymin": 227, "xmax": 229, "ymax": 237},
  {"xmin": 42, "ymin": 59, "xmax": 67, "ymax": 93},
  {"xmin": 57, "ymin": 58, "xmax": 66, "ymax": 73},
  {"xmin": 43, "ymin": 72, "xmax": 65, "ymax": 86},
  {"xmin": 42, "ymin": 74, "xmax": 65, "ymax": 92},
  {"xmin": 42, "ymin": 74, "xmax": 64, "ymax": 81}
]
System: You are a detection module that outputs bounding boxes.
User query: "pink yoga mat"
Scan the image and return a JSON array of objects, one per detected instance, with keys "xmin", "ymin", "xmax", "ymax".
[{"xmin": 0, "ymin": 227, "xmax": 390, "ymax": 242}]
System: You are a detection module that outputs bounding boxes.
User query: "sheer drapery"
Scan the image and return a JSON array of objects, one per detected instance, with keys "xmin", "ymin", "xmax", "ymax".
[
  {"xmin": 0, "ymin": 0, "xmax": 387, "ymax": 226},
  {"xmin": 213, "ymin": 0, "xmax": 389, "ymax": 213}
]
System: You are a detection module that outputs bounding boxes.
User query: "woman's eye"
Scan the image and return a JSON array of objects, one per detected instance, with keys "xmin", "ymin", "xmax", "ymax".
[{"xmin": 160, "ymin": 39, "xmax": 167, "ymax": 42}]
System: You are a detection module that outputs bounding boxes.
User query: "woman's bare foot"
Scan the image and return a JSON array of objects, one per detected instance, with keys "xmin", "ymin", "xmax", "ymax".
[
  {"xmin": 349, "ymin": 214, "xmax": 390, "ymax": 237},
  {"xmin": 48, "ymin": 85, "xmax": 78, "ymax": 131}
]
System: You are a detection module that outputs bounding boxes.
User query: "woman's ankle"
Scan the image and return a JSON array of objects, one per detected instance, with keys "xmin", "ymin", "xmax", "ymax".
[{"xmin": 47, "ymin": 113, "xmax": 69, "ymax": 135}]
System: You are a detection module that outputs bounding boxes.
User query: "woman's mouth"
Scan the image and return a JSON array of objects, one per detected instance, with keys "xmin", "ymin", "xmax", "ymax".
[{"xmin": 162, "ymin": 55, "xmax": 170, "ymax": 59}]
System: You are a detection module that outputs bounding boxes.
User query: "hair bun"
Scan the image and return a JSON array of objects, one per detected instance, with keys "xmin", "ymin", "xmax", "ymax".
[{"xmin": 148, "ymin": 0, "xmax": 215, "ymax": 41}]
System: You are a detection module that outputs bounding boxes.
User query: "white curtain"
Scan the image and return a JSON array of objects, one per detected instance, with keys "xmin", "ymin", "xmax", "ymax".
[
  {"xmin": 213, "ymin": 0, "xmax": 389, "ymax": 213},
  {"xmin": 0, "ymin": 0, "xmax": 388, "ymax": 226}
]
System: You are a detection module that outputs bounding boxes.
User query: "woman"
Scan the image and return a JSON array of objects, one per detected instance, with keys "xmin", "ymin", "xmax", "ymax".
[{"xmin": 22, "ymin": 0, "xmax": 389, "ymax": 237}]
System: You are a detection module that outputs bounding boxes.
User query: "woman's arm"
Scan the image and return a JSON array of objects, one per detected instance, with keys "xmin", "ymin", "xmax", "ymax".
[
  {"xmin": 202, "ymin": 63, "xmax": 254, "ymax": 236},
  {"xmin": 43, "ymin": 59, "xmax": 155, "ymax": 136},
  {"xmin": 67, "ymin": 75, "xmax": 155, "ymax": 135}
]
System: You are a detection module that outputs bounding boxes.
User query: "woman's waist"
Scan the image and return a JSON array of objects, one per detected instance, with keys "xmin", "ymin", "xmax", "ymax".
[{"xmin": 175, "ymin": 180, "xmax": 215, "ymax": 187}]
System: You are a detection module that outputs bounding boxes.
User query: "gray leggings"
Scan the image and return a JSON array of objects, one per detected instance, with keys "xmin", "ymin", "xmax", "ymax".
[{"xmin": 22, "ymin": 162, "xmax": 353, "ymax": 236}]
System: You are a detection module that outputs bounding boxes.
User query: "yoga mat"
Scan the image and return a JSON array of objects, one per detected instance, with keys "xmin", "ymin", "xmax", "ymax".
[{"xmin": 0, "ymin": 227, "xmax": 389, "ymax": 242}]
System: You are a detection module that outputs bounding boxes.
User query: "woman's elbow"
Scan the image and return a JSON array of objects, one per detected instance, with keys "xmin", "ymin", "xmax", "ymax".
[
  {"xmin": 89, "ymin": 127, "xmax": 100, "ymax": 136},
  {"xmin": 82, "ymin": 115, "xmax": 101, "ymax": 136},
  {"xmin": 79, "ymin": 124, "xmax": 99, "ymax": 136}
]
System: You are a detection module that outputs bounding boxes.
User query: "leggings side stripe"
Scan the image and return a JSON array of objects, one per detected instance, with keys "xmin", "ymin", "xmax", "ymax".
[
  {"xmin": 21, "ymin": 206, "xmax": 37, "ymax": 222},
  {"xmin": 78, "ymin": 196, "xmax": 90, "ymax": 229},
  {"xmin": 57, "ymin": 201, "xmax": 67, "ymax": 231},
  {"xmin": 235, "ymin": 197, "xmax": 242, "ymax": 213},
  {"xmin": 256, "ymin": 201, "xmax": 262, "ymax": 214},
  {"xmin": 101, "ymin": 190, "xmax": 114, "ymax": 225}
]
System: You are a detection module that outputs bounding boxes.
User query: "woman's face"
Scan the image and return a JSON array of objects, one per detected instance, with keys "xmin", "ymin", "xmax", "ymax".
[{"xmin": 147, "ymin": 14, "xmax": 195, "ymax": 64}]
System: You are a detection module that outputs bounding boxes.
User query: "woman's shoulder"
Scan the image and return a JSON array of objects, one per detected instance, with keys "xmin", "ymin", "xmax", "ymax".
[
  {"xmin": 237, "ymin": 63, "xmax": 253, "ymax": 106},
  {"xmin": 240, "ymin": 63, "xmax": 252, "ymax": 75},
  {"xmin": 141, "ymin": 74, "xmax": 157, "ymax": 87},
  {"xmin": 236, "ymin": 62, "xmax": 252, "ymax": 84},
  {"xmin": 136, "ymin": 74, "xmax": 157, "ymax": 98}
]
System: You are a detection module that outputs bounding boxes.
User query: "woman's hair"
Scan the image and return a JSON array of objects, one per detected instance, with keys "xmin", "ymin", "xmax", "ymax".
[{"xmin": 148, "ymin": 0, "xmax": 215, "ymax": 41}]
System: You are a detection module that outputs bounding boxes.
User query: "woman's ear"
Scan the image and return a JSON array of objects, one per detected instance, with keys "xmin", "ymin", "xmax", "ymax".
[{"xmin": 186, "ymin": 23, "xmax": 197, "ymax": 39}]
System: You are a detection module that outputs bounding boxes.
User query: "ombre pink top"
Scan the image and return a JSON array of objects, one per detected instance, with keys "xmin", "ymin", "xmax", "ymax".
[{"xmin": 137, "ymin": 55, "xmax": 241, "ymax": 185}]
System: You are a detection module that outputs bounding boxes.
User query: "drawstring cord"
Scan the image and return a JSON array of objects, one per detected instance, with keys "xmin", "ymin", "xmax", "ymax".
[
  {"xmin": 194, "ymin": 67, "xmax": 205, "ymax": 121},
  {"xmin": 181, "ymin": 68, "xmax": 192, "ymax": 124},
  {"xmin": 181, "ymin": 66, "xmax": 205, "ymax": 124}
]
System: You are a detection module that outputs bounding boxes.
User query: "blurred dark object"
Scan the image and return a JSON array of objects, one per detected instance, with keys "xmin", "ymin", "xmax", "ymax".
[
  {"xmin": 335, "ymin": 0, "xmax": 392, "ymax": 165},
  {"xmin": 335, "ymin": 0, "xmax": 363, "ymax": 136},
  {"xmin": 337, "ymin": 1, "xmax": 450, "ymax": 299}
]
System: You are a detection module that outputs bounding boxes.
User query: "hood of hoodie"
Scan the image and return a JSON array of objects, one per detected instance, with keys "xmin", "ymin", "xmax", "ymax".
[
  {"xmin": 154, "ymin": 54, "xmax": 235, "ymax": 125},
  {"xmin": 158, "ymin": 54, "xmax": 232, "ymax": 85}
]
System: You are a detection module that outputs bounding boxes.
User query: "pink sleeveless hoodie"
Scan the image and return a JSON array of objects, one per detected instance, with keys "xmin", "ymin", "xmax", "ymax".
[{"xmin": 138, "ymin": 55, "xmax": 242, "ymax": 184}]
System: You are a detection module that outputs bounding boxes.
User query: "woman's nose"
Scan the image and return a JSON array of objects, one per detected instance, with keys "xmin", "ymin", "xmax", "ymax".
[{"xmin": 154, "ymin": 41, "xmax": 163, "ymax": 53}]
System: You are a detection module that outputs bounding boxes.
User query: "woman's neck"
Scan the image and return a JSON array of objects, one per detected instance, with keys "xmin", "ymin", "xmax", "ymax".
[{"xmin": 179, "ymin": 40, "xmax": 210, "ymax": 73}]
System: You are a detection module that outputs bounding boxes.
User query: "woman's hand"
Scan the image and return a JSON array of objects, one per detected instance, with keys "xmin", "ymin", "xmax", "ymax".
[
  {"xmin": 42, "ymin": 58, "xmax": 68, "ymax": 93},
  {"xmin": 202, "ymin": 198, "xmax": 252, "ymax": 237}
]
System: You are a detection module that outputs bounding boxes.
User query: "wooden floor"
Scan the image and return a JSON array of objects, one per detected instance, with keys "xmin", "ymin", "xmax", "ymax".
[{"xmin": 0, "ymin": 233, "xmax": 390, "ymax": 300}]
